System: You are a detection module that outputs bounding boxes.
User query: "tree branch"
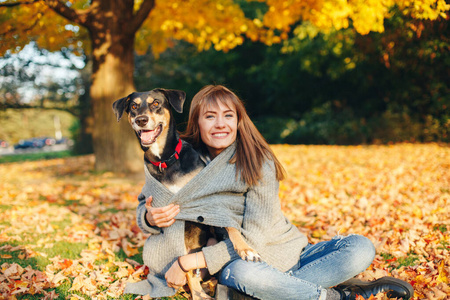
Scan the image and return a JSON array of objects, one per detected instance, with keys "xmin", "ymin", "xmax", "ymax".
[
  {"xmin": 131, "ymin": 0, "xmax": 155, "ymax": 33},
  {"xmin": 0, "ymin": 0, "xmax": 41, "ymax": 7},
  {"xmin": 0, "ymin": 1, "xmax": 92, "ymax": 28},
  {"xmin": 0, "ymin": 16, "xmax": 39, "ymax": 36},
  {"xmin": 44, "ymin": 0, "xmax": 91, "ymax": 28}
]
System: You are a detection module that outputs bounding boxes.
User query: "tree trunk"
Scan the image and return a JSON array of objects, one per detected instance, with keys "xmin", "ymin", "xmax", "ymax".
[
  {"xmin": 89, "ymin": 25, "xmax": 142, "ymax": 173},
  {"xmin": 42, "ymin": 0, "xmax": 155, "ymax": 173}
]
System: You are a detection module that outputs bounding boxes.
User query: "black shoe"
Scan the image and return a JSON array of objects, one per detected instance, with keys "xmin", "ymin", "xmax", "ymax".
[{"xmin": 335, "ymin": 277, "xmax": 414, "ymax": 300}]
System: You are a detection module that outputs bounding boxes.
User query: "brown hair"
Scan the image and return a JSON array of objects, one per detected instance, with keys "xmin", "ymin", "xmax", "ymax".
[{"xmin": 181, "ymin": 85, "xmax": 285, "ymax": 186}]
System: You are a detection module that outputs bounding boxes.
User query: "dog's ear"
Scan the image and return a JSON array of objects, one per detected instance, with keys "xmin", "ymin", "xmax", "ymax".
[
  {"xmin": 158, "ymin": 89, "xmax": 186, "ymax": 113},
  {"xmin": 112, "ymin": 95, "xmax": 131, "ymax": 121}
]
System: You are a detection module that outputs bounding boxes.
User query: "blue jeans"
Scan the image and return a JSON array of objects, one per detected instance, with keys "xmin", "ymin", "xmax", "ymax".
[{"xmin": 218, "ymin": 234, "xmax": 376, "ymax": 300}]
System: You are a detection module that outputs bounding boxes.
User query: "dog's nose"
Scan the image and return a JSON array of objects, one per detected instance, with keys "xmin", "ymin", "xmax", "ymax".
[{"xmin": 135, "ymin": 116, "xmax": 149, "ymax": 127}]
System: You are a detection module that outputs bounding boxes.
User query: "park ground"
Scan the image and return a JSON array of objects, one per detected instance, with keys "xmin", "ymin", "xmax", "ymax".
[{"xmin": 0, "ymin": 144, "xmax": 449, "ymax": 299}]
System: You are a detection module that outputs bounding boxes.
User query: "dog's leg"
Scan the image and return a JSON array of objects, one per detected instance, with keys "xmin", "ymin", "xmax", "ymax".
[
  {"xmin": 226, "ymin": 227, "xmax": 261, "ymax": 262},
  {"xmin": 187, "ymin": 270, "xmax": 212, "ymax": 300}
]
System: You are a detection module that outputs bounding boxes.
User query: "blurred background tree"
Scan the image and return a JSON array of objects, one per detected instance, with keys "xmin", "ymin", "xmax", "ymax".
[
  {"xmin": 0, "ymin": 0, "xmax": 449, "ymax": 172},
  {"xmin": 134, "ymin": 3, "xmax": 449, "ymax": 145}
]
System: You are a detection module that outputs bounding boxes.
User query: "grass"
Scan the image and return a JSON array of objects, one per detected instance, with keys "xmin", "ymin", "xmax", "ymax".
[
  {"xmin": 397, "ymin": 255, "xmax": 420, "ymax": 268},
  {"xmin": 0, "ymin": 219, "xmax": 148, "ymax": 300},
  {"xmin": 0, "ymin": 154, "xmax": 186, "ymax": 299},
  {"xmin": 0, "ymin": 215, "xmax": 88, "ymax": 270},
  {"xmin": 379, "ymin": 252, "xmax": 420, "ymax": 269},
  {"xmin": 0, "ymin": 150, "xmax": 74, "ymax": 164},
  {"xmin": 0, "ymin": 239, "xmax": 87, "ymax": 300},
  {"xmin": 1, "ymin": 144, "xmax": 449, "ymax": 299},
  {"xmin": 0, "ymin": 108, "xmax": 75, "ymax": 145}
]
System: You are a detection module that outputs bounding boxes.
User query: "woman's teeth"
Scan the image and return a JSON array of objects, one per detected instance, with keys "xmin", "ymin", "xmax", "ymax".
[{"xmin": 213, "ymin": 133, "xmax": 228, "ymax": 137}]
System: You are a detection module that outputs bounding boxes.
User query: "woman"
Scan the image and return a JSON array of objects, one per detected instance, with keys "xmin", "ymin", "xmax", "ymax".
[{"xmin": 145, "ymin": 85, "xmax": 414, "ymax": 300}]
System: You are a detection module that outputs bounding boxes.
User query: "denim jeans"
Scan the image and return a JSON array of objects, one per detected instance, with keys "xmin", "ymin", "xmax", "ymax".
[{"xmin": 218, "ymin": 234, "xmax": 376, "ymax": 300}]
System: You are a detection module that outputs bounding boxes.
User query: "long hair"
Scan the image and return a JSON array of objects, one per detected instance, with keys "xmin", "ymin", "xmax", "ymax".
[{"xmin": 181, "ymin": 85, "xmax": 285, "ymax": 186}]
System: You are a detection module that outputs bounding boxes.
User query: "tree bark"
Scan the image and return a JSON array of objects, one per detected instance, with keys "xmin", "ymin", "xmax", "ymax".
[
  {"xmin": 44, "ymin": 0, "xmax": 155, "ymax": 173},
  {"xmin": 89, "ymin": 23, "xmax": 142, "ymax": 172}
]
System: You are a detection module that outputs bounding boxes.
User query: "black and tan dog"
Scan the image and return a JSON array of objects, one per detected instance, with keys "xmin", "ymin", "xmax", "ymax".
[{"xmin": 112, "ymin": 89, "xmax": 259, "ymax": 300}]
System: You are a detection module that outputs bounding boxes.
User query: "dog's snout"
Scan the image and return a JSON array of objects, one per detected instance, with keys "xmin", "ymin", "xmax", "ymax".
[{"xmin": 135, "ymin": 116, "xmax": 149, "ymax": 127}]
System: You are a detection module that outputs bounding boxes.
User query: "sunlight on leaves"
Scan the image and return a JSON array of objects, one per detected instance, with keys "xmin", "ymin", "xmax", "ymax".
[{"xmin": 0, "ymin": 144, "xmax": 449, "ymax": 298}]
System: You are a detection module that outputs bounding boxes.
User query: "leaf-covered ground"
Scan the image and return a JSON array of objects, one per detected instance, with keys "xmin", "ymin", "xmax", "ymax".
[{"xmin": 0, "ymin": 144, "xmax": 449, "ymax": 299}]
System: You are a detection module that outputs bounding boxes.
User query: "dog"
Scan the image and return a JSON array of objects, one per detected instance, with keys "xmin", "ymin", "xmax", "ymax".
[{"xmin": 112, "ymin": 88, "xmax": 260, "ymax": 300}]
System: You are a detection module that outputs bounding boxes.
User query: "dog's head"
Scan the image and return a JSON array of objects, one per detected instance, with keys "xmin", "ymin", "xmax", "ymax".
[{"xmin": 112, "ymin": 88, "xmax": 186, "ymax": 148}]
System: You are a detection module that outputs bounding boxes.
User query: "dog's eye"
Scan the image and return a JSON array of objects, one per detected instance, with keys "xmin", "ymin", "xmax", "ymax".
[
  {"xmin": 131, "ymin": 103, "xmax": 138, "ymax": 110},
  {"xmin": 151, "ymin": 101, "xmax": 159, "ymax": 107}
]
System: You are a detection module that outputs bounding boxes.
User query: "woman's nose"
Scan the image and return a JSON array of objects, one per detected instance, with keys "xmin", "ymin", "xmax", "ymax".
[{"xmin": 214, "ymin": 116, "xmax": 225, "ymax": 127}]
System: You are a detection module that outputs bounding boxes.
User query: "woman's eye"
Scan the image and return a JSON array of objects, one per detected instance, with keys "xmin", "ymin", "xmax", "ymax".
[
  {"xmin": 131, "ymin": 103, "xmax": 138, "ymax": 110},
  {"xmin": 205, "ymin": 115, "xmax": 214, "ymax": 119},
  {"xmin": 226, "ymin": 114, "xmax": 234, "ymax": 118}
]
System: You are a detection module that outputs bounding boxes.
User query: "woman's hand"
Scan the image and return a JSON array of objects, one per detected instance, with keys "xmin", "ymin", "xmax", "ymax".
[
  {"xmin": 165, "ymin": 259, "xmax": 187, "ymax": 289},
  {"xmin": 145, "ymin": 196, "xmax": 180, "ymax": 227}
]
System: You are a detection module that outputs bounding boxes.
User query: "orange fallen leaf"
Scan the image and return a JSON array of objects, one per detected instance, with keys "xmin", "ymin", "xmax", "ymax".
[
  {"xmin": 1, "ymin": 145, "xmax": 449, "ymax": 298},
  {"xmin": 436, "ymin": 260, "xmax": 448, "ymax": 284},
  {"xmin": 122, "ymin": 239, "xmax": 139, "ymax": 257},
  {"xmin": 60, "ymin": 259, "xmax": 73, "ymax": 269}
]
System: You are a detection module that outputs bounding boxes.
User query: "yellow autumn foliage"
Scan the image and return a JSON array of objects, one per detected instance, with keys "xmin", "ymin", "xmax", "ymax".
[
  {"xmin": 135, "ymin": 0, "xmax": 254, "ymax": 55},
  {"xmin": 259, "ymin": 0, "xmax": 449, "ymax": 39},
  {"xmin": 1, "ymin": 0, "xmax": 448, "ymax": 56},
  {"xmin": 0, "ymin": 1, "xmax": 88, "ymax": 55}
]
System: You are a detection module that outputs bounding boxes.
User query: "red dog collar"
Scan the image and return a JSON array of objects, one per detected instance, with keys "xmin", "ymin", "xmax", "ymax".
[{"xmin": 150, "ymin": 139, "xmax": 182, "ymax": 170}]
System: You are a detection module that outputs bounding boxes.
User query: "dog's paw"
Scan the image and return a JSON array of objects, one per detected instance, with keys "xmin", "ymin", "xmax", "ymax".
[{"xmin": 237, "ymin": 248, "xmax": 261, "ymax": 262}]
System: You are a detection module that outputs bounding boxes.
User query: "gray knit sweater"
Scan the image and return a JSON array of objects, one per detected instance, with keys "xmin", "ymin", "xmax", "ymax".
[{"xmin": 124, "ymin": 143, "xmax": 308, "ymax": 297}]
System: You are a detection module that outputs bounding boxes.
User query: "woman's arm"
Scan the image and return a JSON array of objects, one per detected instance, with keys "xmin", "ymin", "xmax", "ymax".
[
  {"xmin": 136, "ymin": 195, "xmax": 180, "ymax": 234},
  {"xmin": 201, "ymin": 161, "xmax": 279, "ymax": 274},
  {"xmin": 165, "ymin": 252, "xmax": 208, "ymax": 288},
  {"xmin": 239, "ymin": 161, "xmax": 279, "ymax": 249},
  {"xmin": 201, "ymin": 239, "xmax": 241, "ymax": 275},
  {"xmin": 145, "ymin": 196, "xmax": 180, "ymax": 227}
]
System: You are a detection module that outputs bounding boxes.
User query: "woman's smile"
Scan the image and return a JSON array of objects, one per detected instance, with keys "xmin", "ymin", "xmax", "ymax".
[
  {"xmin": 212, "ymin": 132, "xmax": 229, "ymax": 138},
  {"xmin": 198, "ymin": 100, "xmax": 238, "ymax": 158}
]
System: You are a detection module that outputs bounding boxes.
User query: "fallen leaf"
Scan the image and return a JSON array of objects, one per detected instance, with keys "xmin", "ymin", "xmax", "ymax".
[{"xmin": 436, "ymin": 260, "xmax": 448, "ymax": 284}]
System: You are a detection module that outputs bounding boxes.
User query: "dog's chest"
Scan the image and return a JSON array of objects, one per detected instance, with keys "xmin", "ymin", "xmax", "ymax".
[
  {"xmin": 148, "ymin": 142, "xmax": 163, "ymax": 159},
  {"xmin": 164, "ymin": 183, "xmax": 182, "ymax": 194},
  {"xmin": 160, "ymin": 168, "xmax": 202, "ymax": 194}
]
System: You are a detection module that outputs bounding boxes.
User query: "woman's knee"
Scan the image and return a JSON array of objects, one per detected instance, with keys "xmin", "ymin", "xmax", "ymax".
[
  {"xmin": 219, "ymin": 260, "xmax": 267, "ymax": 289},
  {"xmin": 343, "ymin": 234, "xmax": 376, "ymax": 270},
  {"xmin": 352, "ymin": 235, "xmax": 375, "ymax": 260},
  {"xmin": 220, "ymin": 260, "xmax": 244, "ymax": 284}
]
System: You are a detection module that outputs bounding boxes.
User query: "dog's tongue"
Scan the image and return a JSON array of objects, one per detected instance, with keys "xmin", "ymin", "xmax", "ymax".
[{"xmin": 141, "ymin": 129, "xmax": 158, "ymax": 143}]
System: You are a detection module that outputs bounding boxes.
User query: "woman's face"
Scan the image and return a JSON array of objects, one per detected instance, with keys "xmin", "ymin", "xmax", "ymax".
[{"xmin": 198, "ymin": 100, "xmax": 238, "ymax": 159}]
